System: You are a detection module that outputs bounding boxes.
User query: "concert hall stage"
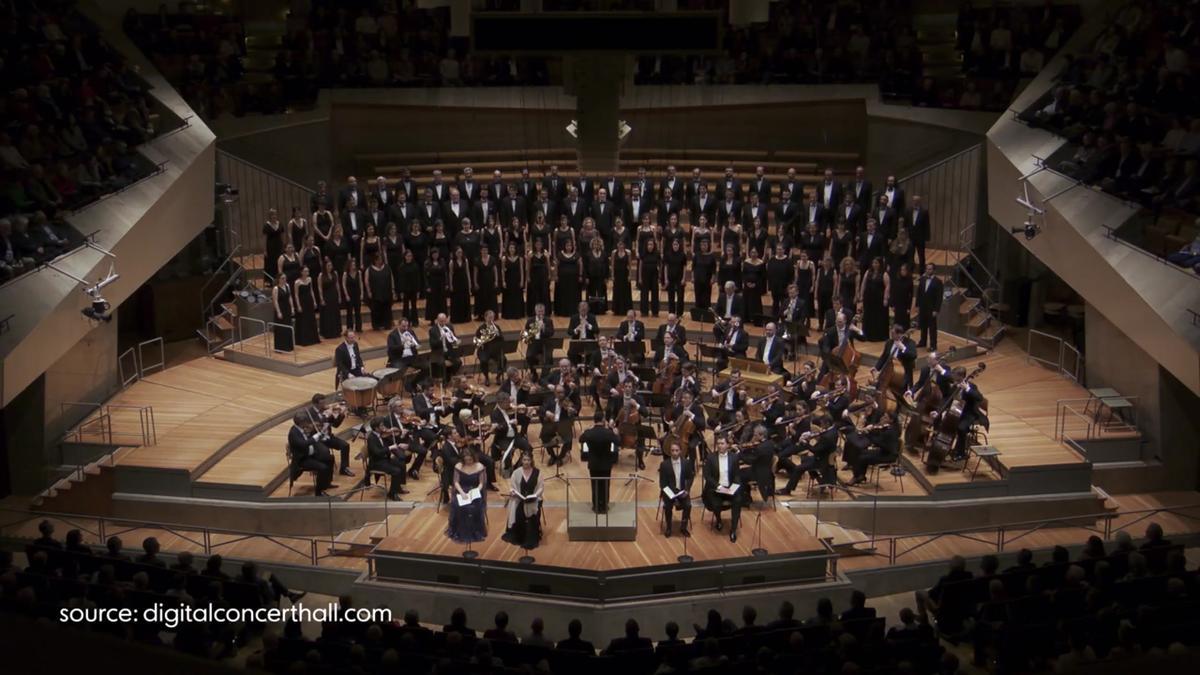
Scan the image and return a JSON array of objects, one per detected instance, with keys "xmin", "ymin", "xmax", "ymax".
[{"xmin": 371, "ymin": 505, "xmax": 835, "ymax": 602}]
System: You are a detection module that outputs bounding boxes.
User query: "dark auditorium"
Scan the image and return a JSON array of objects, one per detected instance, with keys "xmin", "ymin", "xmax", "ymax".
[{"xmin": 2, "ymin": 1, "xmax": 1200, "ymax": 674}]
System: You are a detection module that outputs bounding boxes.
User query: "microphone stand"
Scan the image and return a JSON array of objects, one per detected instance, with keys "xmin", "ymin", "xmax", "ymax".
[{"xmin": 678, "ymin": 520, "xmax": 694, "ymax": 563}]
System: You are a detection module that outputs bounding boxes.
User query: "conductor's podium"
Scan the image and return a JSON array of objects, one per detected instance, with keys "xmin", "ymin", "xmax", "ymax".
[
  {"xmin": 719, "ymin": 357, "xmax": 786, "ymax": 399},
  {"xmin": 563, "ymin": 474, "xmax": 644, "ymax": 542}
]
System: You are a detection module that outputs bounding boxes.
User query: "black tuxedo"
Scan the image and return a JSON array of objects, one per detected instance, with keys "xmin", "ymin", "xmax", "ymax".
[
  {"xmin": 908, "ymin": 205, "xmax": 931, "ymax": 268},
  {"xmin": 850, "ymin": 179, "xmax": 873, "ymax": 209},
  {"xmin": 523, "ymin": 315, "xmax": 556, "ymax": 377},
  {"xmin": 857, "ymin": 231, "xmax": 887, "ymax": 269},
  {"xmin": 875, "ymin": 337, "xmax": 918, "ymax": 390},
  {"xmin": 756, "ymin": 335, "xmax": 787, "ymax": 374},
  {"xmin": 469, "ymin": 199, "xmax": 496, "ymax": 228},
  {"xmin": 428, "ymin": 181, "xmax": 450, "ymax": 203},
  {"xmin": 458, "ymin": 180, "xmax": 479, "ymax": 205},
  {"xmin": 340, "ymin": 208, "xmax": 366, "ymax": 244},
  {"xmin": 782, "ymin": 425, "xmax": 839, "ymax": 491},
  {"xmin": 651, "ymin": 342, "xmax": 689, "ymax": 368},
  {"xmin": 500, "ymin": 195, "xmax": 527, "ymax": 226},
  {"xmin": 529, "ymin": 198, "xmax": 557, "ymax": 225},
  {"xmin": 838, "ymin": 203, "xmax": 865, "ymax": 234},
  {"xmin": 574, "ymin": 178, "xmax": 595, "ymax": 208},
  {"xmin": 719, "ymin": 177, "xmax": 742, "ymax": 200},
  {"xmin": 713, "ymin": 291, "xmax": 745, "ymax": 320},
  {"xmin": 659, "ymin": 176, "xmax": 682, "ymax": 201},
  {"xmin": 690, "ymin": 193, "xmax": 716, "ymax": 223},
  {"xmin": 591, "ymin": 199, "xmax": 616, "ymax": 234},
  {"xmin": 852, "ymin": 422, "xmax": 900, "ymax": 481},
  {"xmin": 366, "ymin": 430, "xmax": 407, "ymax": 498},
  {"xmin": 334, "ymin": 341, "xmax": 365, "ymax": 385},
  {"xmin": 616, "ymin": 319, "xmax": 645, "ymax": 343},
  {"xmin": 880, "ymin": 185, "xmax": 905, "ymax": 213},
  {"xmin": 488, "ymin": 405, "xmax": 531, "ymax": 473},
  {"xmin": 623, "ymin": 197, "xmax": 650, "ymax": 226},
  {"xmin": 396, "ymin": 179, "xmax": 417, "ymax": 201},
  {"xmin": 654, "ymin": 322, "xmax": 688, "ymax": 347},
  {"xmin": 914, "ymin": 364, "xmax": 954, "ymax": 400},
  {"xmin": 415, "ymin": 201, "xmax": 439, "ymax": 230},
  {"xmin": 386, "ymin": 329, "xmax": 419, "ymax": 369},
  {"xmin": 803, "ymin": 203, "xmax": 827, "ymax": 229},
  {"xmin": 338, "ymin": 185, "xmax": 365, "ymax": 212},
  {"xmin": 780, "ymin": 179, "xmax": 805, "ymax": 203},
  {"xmin": 659, "ymin": 456, "xmax": 695, "ymax": 531},
  {"xmin": 601, "ymin": 178, "xmax": 624, "ymax": 205},
  {"xmin": 567, "ymin": 312, "xmax": 600, "ymax": 341},
  {"xmin": 388, "ymin": 201, "xmax": 413, "ymax": 227},
  {"xmin": 288, "ymin": 425, "xmax": 333, "ymax": 494},
  {"xmin": 738, "ymin": 440, "xmax": 776, "ymax": 501},
  {"xmin": 816, "ymin": 180, "xmax": 843, "ymax": 212},
  {"xmin": 916, "ymin": 275, "xmax": 944, "ymax": 349},
  {"xmin": 742, "ymin": 202, "xmax": 769, "ymax": 227},
  {"xmin": 441, "ymin": 200, "xmax": 469, "ymax": 230},
  {"xmin": 579, "ymin": 424, "xmax": 619, "ymax": 512},
  {"xmin": 715, "ymin": 325, "xmax": 749, "ymax": 372},
  {"xmin": 542, "ymin": 175, "xmax": 567, "ymax": 203},
  {"xmin": 717, "ymin": 199, "xmax": 742, "ymax": 225},
  {"xmin": 749, "ymin": 176, "xmax": 772, "ymax": 204},
  {"xmin": 656, "ymin": 198, "xmax": 682, "ymax": 228},
  {"xmin": 703, "ymin": 452, "xmax": 746, "ymax": 532},
  {"xmin": 561, "ymin": 198, "xmax": 586, "ymax": 229},
  {"xmin": 775, "ymin": 200, "xmax": 799, "ymax": 236}
]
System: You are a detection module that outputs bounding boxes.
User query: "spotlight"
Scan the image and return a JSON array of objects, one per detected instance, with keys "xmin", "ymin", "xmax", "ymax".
[
  {"xmin": 81, "ymin": 298, "xmax": 112, "ymax": 323},
  {"xmin": 1010, "ymin": 220, "xmax": 1040, "ymax": 241}
]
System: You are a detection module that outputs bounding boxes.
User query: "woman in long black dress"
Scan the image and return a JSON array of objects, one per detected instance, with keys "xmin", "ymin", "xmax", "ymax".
[
  {"xmin": 449, "ymin": 247, "xmax": 473, "ymax": 324},
  {"xmin": 553, "ymin": 239, "xmax": 581, "ymax": 317},
  {"xmin": 690, "ymin": 214, "xmax": 714, "ymax": 258},
  {"xmin": 766, "ymin": 244, "xmax": 795, "ymax": 317},
  {"xmin": 474, "ymin": 248, "xmax": 499, "ymax": 319},
  {"xmin": 263, "ymin": 208, "xmax": 285, "ymax": 280},
  {"xmin": 455, "ymin": 219, "xmax": 482, "ymax": 264},
  {"xmin": 430, "ymin": 221, "xmax": 451, "ymax": 262},
  {"xmin": 446, "ymin": 450, "xmax": 488, "ymax": 544},
  {"xmin": 610, "ymin": 239, "xmax": 633, "ymax": 315},
  {"xmin": 800, "ymin": 222, "xmax": 827, "ymax": 264},
  {"xmin": 578, "ymin": 218, "xmax": 601, "ymax": 258},
  {"xmin": 692, "ymin": 238, "xmax": 717, "ymax": 311},
  {"xmin": 635, "ymin": 213, "xmax": 657, "ymax": 258},
  {"xmin": 858, "ymin": 257, "xmax": 890, "ymax": 341},
  {"xmin": 271, "ymin": 275, "xmax": 294, "ymax": 353},
  {"xmin": 637, "ymin": 238, "xmax": 662, "ymax": 317},
  {"xmin": 325, "ymin": 226, "xmax": 351, "ymax": 274},
  {"xmin": 552, "ymin": 216, "xmax": 575, "ymax": 260},
  {"xmin": 365, "ymin": 253, "xmax": 393, "ymax": 331},
  {"xmin": 528, "ymin": 213, "xmax": 552, "ymax": 253},
  {"xmin": 663, "ymin": 237, "xmax": 688, "ymax": 316},
  {"xmin": 424, "ymin": 249, "xmax": 448, "ymax": 320},
  {"xmin": 293, "ymin": 267, "xmax": 320, "ymax": 346},
  {"xmin": 396, "ymin": 249, "xmax": 421, "ymax": 324},
  {"xmin": 287, "ymin": 207, "xmax": 308, "ymax": 252},
  {"xmin": 341, "ymin": 258, "xmax": 364, "ymax": 332},
  {"xmin": 278, "ymin": 243, "xmax": 302, "ymax": 286},
  {"xmin": 794, "ymin": 250, "xmax": 815, "ymax": 322},
  {"xmin": 312, "ymin": 204, "xmax": 334, "ymax": 253},
  {"xmin": 836, "ymin": 257, "xmax": 859, "ymax": 319},
  {"xmin": 721, "ymin": 215, "xmax": 744, "ymax": 258},
  {"xmin": 890, "ymin": 262, "xmax": 915, "ymax": 330},
  {"xmin": 718, "ymin": 244, "xmax": 742, "ymax": 288},
  {"xmin": 889, "ymin": 225, "xmax": 915, "ymax": 275},
  {"xmin": 746, "ymin": 218, "xmax": 769, "ymax": 263},
  {"xmin": 317, "ymin": 257, "xmax": 342, "ymax": 340},
  {"xmin": 527, "ymin": 239, "xmax": 551, "ymax": 313},
  {"xmin": 505, "ymin": 217, "xmax": 526, "ymax": 256},
  {"xmin": 360, "ymin": 223, "xmax": 384, "ymax": 271},
  {"xmin": 742, "ymin": 247, "xmax": 766, "ymax": 322},
  {"xmin": 815, "ymin": 256, "xmax": 837, "ymax": 330},
  {"xmin": 829, "ymin": 221, "xmax": 854, "ymax": 263},
  {"xmin": 384, "ymin": 223, "xmax": 404, "ymax": 294},
  {"xmin": 481, "ymin": 215, "xmax": 503, "ymax": 258},
  {"xmin": 404, "ymin": 220, "xmax": 429, "ymax": 296},
  {"xmin": 662, "ymin": 214, "xmax": 686, "ymax": 254},
  {"xmin": 502, "ymin": 452, "xmax": 544, "ymax": 549},
  {"xmin": 501, "ymin": 242, "xmax": 525, "ymax": 319},
  {"xmin": 610, "ymin": 216, "xmax": 631, "ymax": 253},
  {"xmin": 583, "ymin": 237, "xmax": 609, "ymax": 314},
  {"xmin": 300, "ymin": 234, "xmax": 322, "ymax": 282}
]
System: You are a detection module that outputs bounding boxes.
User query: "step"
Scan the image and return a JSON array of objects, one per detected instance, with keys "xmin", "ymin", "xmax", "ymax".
[
  {"xmin": 965, "ymin": 312, "xmax": 990, "ymax": 330},
  {"xmin": 977, "ymin": 323, "xmax": 1005, "ymax": 344},
  {"xmin": 959, "ymin": 296, "xmax": 981, "ymax": 315},
  {"xmin": 221, "ymin": 302, "xmax": 238, "ymax": 315},
  {"xmin": 368, "ymin": 514, "xmax": 407, "ymax": 543},
  {"xmin": 214, "ymin": 316, "xmax": 234, "ymax": 332}
]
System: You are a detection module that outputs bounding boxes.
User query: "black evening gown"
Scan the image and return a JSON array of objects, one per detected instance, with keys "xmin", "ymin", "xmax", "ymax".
[
  {"xmin": 343, "ymin": 271, "xmax": 363, "ymax": 332},
  {"xmin": 890, "ymin": 272, "xmax": 915, "ymax": 330},
  {"xmin": 502, "ymin": 468, "xmax": 543, "ymax": 549},
  {"xmin": 610, "ymin": 251, "xmax": 632, "ymax": 315},
  {"xmin": 838, "ymin": 270, "xmax": 857, "ymax": 312},
  {"xmin": 319, "ymin": 273, "xmax": 342, "ymax": 339},
  {"xmin": 742, "ymin": 260, "xmax": 766, "ymax": 321},
  {"xmin": 527, "ymin": 253, "xmax": 551, "ymax": 312},
  {"xmin": 385, "ymin": 235, "xmax": 404, "ymax": 291},
  {"xmin": 584, "ymin": 251, "xmax": 609, "ymax": 313},
  {"xmin": 766, "ymin": 256, "xmax": 794, "ymax": 314},
  {"xmin": 718, "ymin": 257, "xmax": 742, "ymax": 287},
  {"xmin": 475, "ymin": 256, "xmax": 499, "ymax": 318},
  {"xmin": 795, "ymin": 263, "xmax": 814, "ymax": 319},
  {"xmin": 294, "ymin": 280, "xmax": 320, "ymax": 346},
  {"xmin": 501, "ymin": 256, "xmax": 525, "ymax": 319},
  {"xmin": 263, "ymin": 222, "xmax": 284, "ymax": 278},
  {"xmin": 280, "ymin": 254, "xmax": 302, "ymax": 285},
  {"xmin": 404, "ymin": 231, "xmax": 429, "ymax": 292},
  {"xmin": 361, "ymin": 236, "xmax": 383, "ymax": 269},
  {"xmin": 367, "ymin": 264, "xmax": 393, "ymax": 330},
  {"xmin": 816, "ymin": 267, "xmax": 836, "ymax": 329},
  {"xmin": 301, "ymin": 247, "xmax": 322, "ymax": 282},
  {"xmin": 830, "ymin": 230, "xmax": 853, "ymax": 262},
  {"xmin": 446, "ymin": 468, "xmax": 487, "ymax": 544},
  {"xmin": 692, "ymin": 252, "xmax": 716, "ymax": 311},
  {"xmin": 396, "ymin": 260, "xmax": 421, "ymax": 324},
  {"xmin": 425, "ymin": 260, "xmax": 448, "ymax": 320},
  {"xmin": 638, "ymin": 250, "xmax": 661, "ymax": 316},
  {"xmin": 326, "ymin": 238, "xmax": 351, "ymax": 274},
  {"xmin": 554, "ymin": 252, "xmax": 581, "ymax": 316},
  {"xmin": 861, "ymin": 271, "xmax": 888, "ymax": 341},
  {"xmin": 273, "ymin": 286, "xmax": 294, "ymax": 352},
  {"xmin": 449, "ymin": 259, "xmax": 472, "ymax": 323}
]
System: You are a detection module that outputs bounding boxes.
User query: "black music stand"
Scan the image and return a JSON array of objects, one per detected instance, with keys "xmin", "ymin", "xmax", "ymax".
[
  {"xmin": 688, "ymin": 307, "xmax": 711, "ymax": 362},
  {"xmin": 613, "ymin": 340, "xmax": 645, "ymax": 364},
  {"xmin": 567, "ymin": 339, "xmax": 599, "ymax": 372},
  {"xmin": 698, "ymin": 343, "xmax": 726, "ymax": 375},
  {"xmin": 527, "ymin": 336, "xmax": 564, "ymax": 377},
  {"xmin": 501, "ymin": 337, "xmax": 520, "ymax": 372},
  {"xmin": 783, "ymin": 319, "xmax": 809, "ymax": 372}
]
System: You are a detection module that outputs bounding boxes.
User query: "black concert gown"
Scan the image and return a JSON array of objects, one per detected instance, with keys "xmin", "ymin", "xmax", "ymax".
[{"xmin": 294, "ymin": 280, "xmax": 320, "ymax": 346}]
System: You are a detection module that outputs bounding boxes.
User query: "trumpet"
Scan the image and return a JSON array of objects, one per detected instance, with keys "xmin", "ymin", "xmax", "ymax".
[{"xmin": 474, "ymin": 322, "xmax": 500, "ymax": 348}]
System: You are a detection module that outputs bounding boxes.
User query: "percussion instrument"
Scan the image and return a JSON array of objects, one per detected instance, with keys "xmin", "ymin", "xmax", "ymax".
[
  {"xmin": 372, "ymin": 367, "xmax": 402, "ymax": 398},
  {"xmin": 342, "ymin": 376, "xmax": 379, "ymax": 410}
]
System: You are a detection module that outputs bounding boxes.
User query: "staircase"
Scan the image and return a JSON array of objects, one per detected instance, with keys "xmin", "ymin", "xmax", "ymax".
[
  {"xmin": 31, "ymin": 448, "xmax": 131, "ymax": 514},
  {"xmin": 196, "ymin": 252, "xmax": 246, "ymax": 355},
  {"xmin": 944, "ymin": 223, "xmax": 1006, "ymax": 348},
  {"xmin": 795, "ymin": 513, "xmax": 878, "ymax": 557},
  {"xmin": 328, "ymin": 514, "xmax": 407, "ymax": 556}
]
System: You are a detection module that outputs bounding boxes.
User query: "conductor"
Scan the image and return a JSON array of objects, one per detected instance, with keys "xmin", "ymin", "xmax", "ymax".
[{"xmin": 579, "ymin": 412, "xmax": 620, "ymax": 513}]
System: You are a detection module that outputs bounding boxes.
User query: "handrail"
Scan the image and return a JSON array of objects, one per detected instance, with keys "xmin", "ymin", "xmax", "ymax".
[
  {"xmin": 217, "ymin": 149, "xmax": 318, "ymax": 195},
  {"xmin": 1056, "ymin": 404, "xmax": 1094, "ymax": 441},
  {"xmin": 810, "ymin": 482, "xmax": 881, "ymax": 552},
  {"xmin": 897, "ymin": 143, "xmax": 984, "ymax": 183},
  {"xmin": 326, "ymin": 483, "xmax": 388, "ymax": 553},
  {"xmin": 198, "ymin": 244, "xmax": 243, "ymax": 328},
  {"xmin": 117, "ymin": 347, "xmax": 139, "ymax": 388},
  {"xmin": 237, "ymin": 315, "xmax": 267, "ymax": 348},
  {"xmin": 137, "ymin": 337, "xmax": 165, "ymax": 377},
  {"xmin": 104, "ymin": 403, "xmax": 157, "ymax": 446},
  {"xmin": 1026, "ymin": 328, "xmax": 1083, "ymax": 382},
  {"xmin": 1100, "ymin": 224, "xmax": 1200, "ymax": 283},
  {"xmin": 267, "ymin": 321, "xmax": 299, "ymax": 363}
]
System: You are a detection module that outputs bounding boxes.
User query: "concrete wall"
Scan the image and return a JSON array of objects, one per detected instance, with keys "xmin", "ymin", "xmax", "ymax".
[{"xmin": 42, "ymin": 318, "xmax": 120, "ymax": 458}]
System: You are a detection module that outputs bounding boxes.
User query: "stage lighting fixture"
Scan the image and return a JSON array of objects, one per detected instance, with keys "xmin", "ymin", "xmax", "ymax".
[{"xmin": 1010, "ymin": 220, "xmax": 1040, "ymax": 241}]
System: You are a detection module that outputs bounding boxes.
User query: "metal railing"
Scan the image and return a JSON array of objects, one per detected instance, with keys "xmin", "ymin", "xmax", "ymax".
[
  {"xmin": 897, "ymin": 143, "xmax": 984, "ymax": 252},
  {"xmin": 137, "ymin": 337, "xmax": 165, "ymax": 378},
  {"xmin": 216, "ymin": 149, "xmax": 315, "ymax": 265},
  {"xmin": 1026, "ymin": 329, "xmax": 1082, "ymax": 382},
  {"xmin": 1100, "ymin": 224, "xmax": 1200, "ymax": 283},
  {"xmin": 0, "ymin": 506, "xmax": 336, "ymax": 567},
  {"xmin": 60, "ymin": 401, "xmax": 156, "ymax": 447},
  {"xmin": 326, "ymin": 483, "xmax": 389, "ymax": 554},
  {"xmin": 237, "ymin": 315, "xmax": 267, "ymax": 348},
  {"xmin": 865, "ymin": 502, "xmax": 1200, "ymax": 566},
  {"xmin": 811, "ymin": 482, "xmax": 882, "ymax": 552},
  {"xmin": 1054, "ymin": 396, "xmax": 1139, "ymax": 441},
  {"xmin": 266, "ymin": 321, "xmax": 299, "ymax": 362},
  {"xmin": 117, "ymin": 347, "xmax": 139, "ymax": 388}
]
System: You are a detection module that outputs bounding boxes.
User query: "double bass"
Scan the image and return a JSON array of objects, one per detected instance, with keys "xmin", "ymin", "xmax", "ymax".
[
  {"xmin": 616, "ymin": 397, "xmax": 641, "ymax": 449},
  {"xmin": 903, "ymin": 349, "xmax": 956, "ymax": 450},
  {"xmin": 924, "ymin": 362, "xmax": 987, "ymax": 471},
  {"xmin": 819, "ymin": 313, "xmax": 863, "ymax": 389}
]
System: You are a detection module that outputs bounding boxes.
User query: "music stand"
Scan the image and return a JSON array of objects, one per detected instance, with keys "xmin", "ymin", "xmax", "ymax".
[
  {"xmin": 698, "ymin": 343, "xmax": 725, "ymax": 374},
  {"xmin": 688, "ymin": 307, "xmax": 711, "ymax": 363},
  {"xmin": 613, "ymin": 340, "xmax": 645, "ymax": 364},
  {"xmin": 567, "ymin": 338, "xmax": 599, "ymax": 373},
  {"xmin": 784, "ymin": 319, "xmax": 809, "ymax": 372}
]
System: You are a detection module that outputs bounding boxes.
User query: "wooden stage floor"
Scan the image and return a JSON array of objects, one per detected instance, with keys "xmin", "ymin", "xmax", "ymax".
[{"xmin": 374, "ymin": 504, "xmax": 826, "ymax": 571}]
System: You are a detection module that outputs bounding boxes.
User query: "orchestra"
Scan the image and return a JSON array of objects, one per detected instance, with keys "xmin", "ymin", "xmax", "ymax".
[{"xmin": 296, "ymin": 175, "xmax": 992, "ymax": 554}]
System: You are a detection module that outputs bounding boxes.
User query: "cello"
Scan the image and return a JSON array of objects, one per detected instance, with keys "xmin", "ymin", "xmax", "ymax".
[
  {"xmin": 616, "ymin": 397, "xmax": 641, "ymax": 449},
  {"xmin": 653, "ymin": 352, "xmax": 680, "ymax": 395},
  {"xmin": 924, "ymin": 362, "xmax": 986, "ymax": 471},
  {"xmin": 819, "ymin": 313, "xmax": 863, "ymax": 389}
]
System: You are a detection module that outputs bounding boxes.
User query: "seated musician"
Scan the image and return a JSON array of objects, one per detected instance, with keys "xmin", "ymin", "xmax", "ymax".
[
  {"xmin": 848, "ymin": 412, "xmax": 900, "ymax": 485},
  {"xmin": 817, "ymin": 311, "xmax": 862, "ymax": 380},
  {"xmin": 758, "ymin": 384, "xmax": 790, "ymax": 427},
  {"xmin": 791, "ymin": 361, "xmax": 821, "ymax": 403},
  {"xmin": 523, "ymin": 303, "xmax": 555, "ymax": 381},
  {"xmin": 823, "ymin": 375, "xmax": 859, "ymax": 429},
  {"xmin": 616, "ymin": 309, "xmax": 645, "ymax": 343},
  {"xmin": 714, "ymin": 281, "xmax": 744, "ymax": 323},
  {"xmin": 498, "ymin": 367, "xmax": 534, "ymax": 436},
  {"xmin": 386, "ymin": 318, "xmax": 421, "ymax": 374},
  {"xmin": 709, "ymin": 369, "xmax": 745, "ymax": 426},
  {"xmin": 777, "ymin": 414, "xmax": 839, "ymax": 495},
  {"xmin": 429, "ymin": 313, "xmax": 462, "ymax": 383},
  {"xmin": 287, "ymin": 412, "xmax": 333, "ymax": 496},
  {"xmin": 590, "ymin": 336, "xmax": 618, "ymax": 407},
  {"xmin": 411, "ymin": 382, "xmax": 450, "ymax": 429},
  {"xmin": 658, "ymin": 439, "xmax": 694, "ymax": 538},
  {"xmin": 490, "ymin": 392, "xmax": 533, "ymax": 475},
  {"xmin": 604, "ymin": 356, "xmax": 640, "ymax": 400},
  {"xmin": 307, "ymin": 394, "xmax": 354, "ymax": 477},
  {"xmin": 607, "ymin": 380, "xmax": 649, "ymax": 470},
  {"xmin": 756, "ymin": 321, "xmax": 788, "ymax": 375},
  {"xmin": 702, "ymin": 438, "xmax": 747, "ymax": 542},
  {"xmin": 652, "ymin": 331, "xmax": 689, "ymax": 366},
  {"xmin": 666, "ymin": 389, "xmax": 706, "ymax": 462},
  {"xmin": 539, "ymin": 385, "xmax": 577, "ymax": 467},
  {"xmin": 474, "ymin": 310, "xmax": 505, "ymax": 385},
  {"xmin": 383, "ymin": 398, "xmax": 428, "ymax": 480},
  {"xmin": 872, "ymin": 324, "xmax": 918, "ymax": 391},
  {"xmin": 714, "ymin": 315, "xmax": 749, "ymax": 372},
  {"xmin": 737, "ymin": 424, "xmax": 777, "ymax": 502},
  {"xmin": 449, "ymin": 375, "xmax": 485, "ymax": 434},
  {"xmin": 567, "ymin": 301, "xmax": 600, "ymax": 371},
  {"xmin": 333, "ymin": 330, "xmax": 365, "ymax": 388},
  {"xmin": 366, "ymin": 417, "xmax": 409, "ymax": 499},
  {"xmin": 912, "ymin": 351, "xmax": 954, "ymax": 400},
  {"xmin": 654, "ymin": 312, "xmax": 687, "ymax": 347},
  {"xmin": 457, "ymin": 408, "xmax": 499, "ymax": 489},
  {"xmin": 540, "ymin": 358, "xmax": 582, "ymax": 410},
  {"xmin": 841, "ymin": 398, "xmax": 885, "ymax": 471},
  {"xmin": 944, "ymin": 367, "xmax": 986, "ymax": 462},
  {"xmin": 673, "ymin": 361, "xmax": 701, "ymax": 400},
  {"xmin": 822, "ymin": 297, "xmax": 849, "ymax": 334}
]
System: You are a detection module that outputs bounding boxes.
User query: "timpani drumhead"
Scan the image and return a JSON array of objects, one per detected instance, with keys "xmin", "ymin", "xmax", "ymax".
[{"xmin": 341, "ymin": 377, "xmax": 378, "ymax": 408}]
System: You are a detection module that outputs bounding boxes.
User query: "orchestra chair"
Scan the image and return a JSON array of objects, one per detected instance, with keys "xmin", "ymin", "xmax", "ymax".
[
  {"xmin": 285, "ymin": 445, "xmax": 318, "ymax": 497},
  {"xmin": 743, "ymin": 477, "xmax": 777, "ymax": 510},
  {"xmin": 805, "ymin": 473, "xmax": 837, "ymax": 498},
  {"xmin": 867, "ymin": 461, "xmax": 906, "ymax": 493},
  {"xmin": 356, "ymin": 449, "xmax": 391, "ymax": 501}
]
